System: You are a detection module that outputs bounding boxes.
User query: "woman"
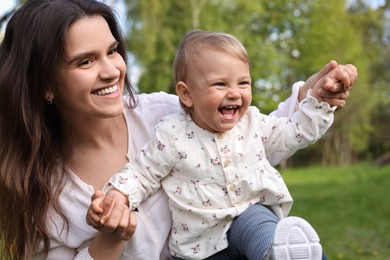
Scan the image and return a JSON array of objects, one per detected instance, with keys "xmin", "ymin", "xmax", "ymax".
[{"xmin": 0, "ymin": 0, "xmax": 356, "ymax": 259}]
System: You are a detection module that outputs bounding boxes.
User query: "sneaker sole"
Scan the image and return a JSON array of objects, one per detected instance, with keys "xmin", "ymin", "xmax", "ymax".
[{"xmin": 272, "ymin": 216, "xmax": 322, "ymax": 260}]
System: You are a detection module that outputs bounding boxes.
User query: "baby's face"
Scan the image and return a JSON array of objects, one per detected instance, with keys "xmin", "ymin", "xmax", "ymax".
[{"xmin": 185, "ymin": 49, "xmax": 252, "ymax": 133}]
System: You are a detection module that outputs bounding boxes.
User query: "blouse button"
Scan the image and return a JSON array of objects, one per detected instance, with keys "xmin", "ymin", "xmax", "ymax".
[
  {"xmin": 216, "ymin": 133, "xmax": 224, "ymax": 140},
  {"xmin": 229, "ymin": 184, "xmax": 237, "ymax": 192},
  {"xmin": 224, "ymin": 159, "xmax": 232, "ymax": 167}
]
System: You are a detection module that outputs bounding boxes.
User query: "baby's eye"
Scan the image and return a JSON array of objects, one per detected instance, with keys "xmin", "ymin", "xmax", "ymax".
[
  {"xmin": 239, "ymin": 81, "xmax": 250, "ymax": 85},
  {"xmin": 239, "ymin": 81, "xmax": 251, "ymax": 88},
  {"xmin": 213, "ymin": 82, "xmax": 226, "ymax": 87}
]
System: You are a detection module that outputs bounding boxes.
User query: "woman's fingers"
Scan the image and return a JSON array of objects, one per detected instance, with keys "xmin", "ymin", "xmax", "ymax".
[
  {"xmin": 101, "ymin": 200, "xmax": 127, "ymax": 233},
  {"xmin": 113, "ymin": 210, "xmax": 137, "ymax": 240}
]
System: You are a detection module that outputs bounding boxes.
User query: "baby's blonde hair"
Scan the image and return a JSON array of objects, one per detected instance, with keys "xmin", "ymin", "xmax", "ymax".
[{"xmin": 173, "ymin": 29, "xmax": 251, "ymax": 111}]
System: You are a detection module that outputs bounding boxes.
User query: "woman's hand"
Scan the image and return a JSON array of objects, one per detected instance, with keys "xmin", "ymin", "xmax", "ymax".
[
  {"xmin": 318, "ymin": 63, "xmax": 357, "ymax": 108},
  {"xmin": 299, "ymin": 60, "xmax": 358, "ymax": 108},
  {"xmin": 87, "ymin": 189, "xmax": 137, "ymax": 241}
]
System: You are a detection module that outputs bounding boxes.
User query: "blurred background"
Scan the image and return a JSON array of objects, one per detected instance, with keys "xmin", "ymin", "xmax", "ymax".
[
  {"xmin": 1, "ymin": 0, "xmax": 389, "ymax": 259},
  {"xmin": 1, "ymin": 0, "xmax": 389, "ymax": 167}
]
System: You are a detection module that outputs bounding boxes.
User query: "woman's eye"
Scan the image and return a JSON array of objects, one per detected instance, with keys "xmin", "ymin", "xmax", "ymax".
[
  {"xmin": 108, "ymin": 47, "xmax": 119, "ymax": 56},
  {"xmin": 78, "ymin": 59, "xmax": 93, "ymax": 67}
]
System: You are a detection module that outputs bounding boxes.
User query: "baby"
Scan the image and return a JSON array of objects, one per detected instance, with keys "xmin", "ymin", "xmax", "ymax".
[{"xmin": 88, "ymin": 30, "xmax": 356, "ymax": 260}]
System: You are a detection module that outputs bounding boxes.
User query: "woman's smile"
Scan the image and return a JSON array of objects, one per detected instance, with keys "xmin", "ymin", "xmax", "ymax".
[{"xmin": 93, "ymin": 84, "xmax": 119, "ymax": 96}]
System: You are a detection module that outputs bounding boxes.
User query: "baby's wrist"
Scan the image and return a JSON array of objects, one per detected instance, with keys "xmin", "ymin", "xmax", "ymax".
[
  {"xmin": 298, "ymin": 83, "xmax": 311, "ymax": 102},
  {"xmin": 309, "ymin": 88, "xmax": 325, "ymax": 103}
]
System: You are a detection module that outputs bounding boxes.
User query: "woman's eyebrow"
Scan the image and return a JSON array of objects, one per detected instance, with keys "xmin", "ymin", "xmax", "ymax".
[{"xmin": 65, "ymin": 40, "xmax": 119, "ymax": 65}]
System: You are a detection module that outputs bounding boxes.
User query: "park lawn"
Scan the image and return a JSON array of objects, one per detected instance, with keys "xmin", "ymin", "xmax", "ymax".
[
  {"xmin": 281, "ymin": 162, "xmax": 390, "ymax": 260},
  {"xmin": 1, "ymin": 163, "xmax": 388, "ymax": 259}
]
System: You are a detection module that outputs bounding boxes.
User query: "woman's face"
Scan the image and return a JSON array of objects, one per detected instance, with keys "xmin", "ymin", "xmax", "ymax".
[{"xmin": 49, "ymin": 15, "xmax": 127, "ymax": 122}]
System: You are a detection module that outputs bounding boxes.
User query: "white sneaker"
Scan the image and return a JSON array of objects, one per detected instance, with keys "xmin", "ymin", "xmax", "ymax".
[{"xmin": 270, "ymin": 216, "xmax": 323, "ymax": 260}]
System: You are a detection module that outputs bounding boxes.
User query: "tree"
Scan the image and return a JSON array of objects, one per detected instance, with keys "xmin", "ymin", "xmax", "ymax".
[
  {"xmin": 125, "ymin": 0, "xmax": 191, "ymax": 93},
  {"xmin": 348, "ymin": 0, "xmax": 390, "ymax": 159},
  {"xmin": 123, "ymin": 0, "xmax": 302, "ymax": 110},
  {"xmin": 291, "ymin": 0, "xmax": 373, "ymax": 165},
  {"xmin": 122, "ymin": 0, "xmax": 382, "ymax": 165}
]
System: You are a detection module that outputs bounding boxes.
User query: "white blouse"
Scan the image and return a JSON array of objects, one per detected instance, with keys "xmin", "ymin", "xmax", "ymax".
[
  {"xmin": 32, "ymin": 82, "xmax": 314, "ymax": 260},
  {"xmin": 33, "ymin": 92, "xmax": 180, "ymax": 260}
]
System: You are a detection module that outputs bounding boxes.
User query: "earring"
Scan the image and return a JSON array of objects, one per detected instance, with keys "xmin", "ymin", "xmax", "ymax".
[{"xmin": 46, "ymin": 99, "xmax": 53, "ymax": 105}]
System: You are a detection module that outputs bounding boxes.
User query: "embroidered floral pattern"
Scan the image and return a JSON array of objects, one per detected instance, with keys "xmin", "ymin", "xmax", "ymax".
[{"xmin": 104, "ymin": 96, "xmax": 335, "ymax": 259}]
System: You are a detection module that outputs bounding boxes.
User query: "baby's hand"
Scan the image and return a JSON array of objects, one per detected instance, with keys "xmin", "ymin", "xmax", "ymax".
[
  {"xmin": 313, "ymin": 64, "xmax": 358, "ymax": 106},
  {"xmin": 86, "ymin": 190, "xmax": 106, "ymax": 230}
]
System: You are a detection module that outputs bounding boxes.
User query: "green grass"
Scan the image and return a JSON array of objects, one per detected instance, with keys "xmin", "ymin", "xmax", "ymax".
[
  {"xmin": 1, "ymin": 162, "xmax": 388, "ymax": 259},
  {"xmin": 281, "ymin": 162, "xmax": 390, "ymax": 260}
]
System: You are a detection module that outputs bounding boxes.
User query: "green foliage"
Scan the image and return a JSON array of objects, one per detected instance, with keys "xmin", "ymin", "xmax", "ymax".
[
  {"xmin": 123, "ymin": 0, "xmax": 386, "ymax": 165},
  {"xmin": 348, "ymin": 3, "xmax": 390, "ymax": 159},
  {"xmin": 0, "ymin": 0, "xmax": 387, "ymax": 167},
  {"xmin": 1, "ymin": 0, "xmax": 386, "ymax": 165},
  {"xmin": 124, "ymin": 0, "xmax": 179, "ymax": 93}
]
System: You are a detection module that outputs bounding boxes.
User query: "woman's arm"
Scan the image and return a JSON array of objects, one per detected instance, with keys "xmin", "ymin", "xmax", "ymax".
[{"xmin": 87, "ymin": 232, "xmax": 126, "ymax": 260}]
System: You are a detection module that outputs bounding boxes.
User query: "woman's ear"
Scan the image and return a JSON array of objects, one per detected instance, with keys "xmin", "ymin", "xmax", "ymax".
[
  {"xmin": 45, "ymin": 88, "xmax": 55, "ymax": 102},
  {"xmin": 176, "ymin": 81, "xmax": 193, "ymax": 108}
]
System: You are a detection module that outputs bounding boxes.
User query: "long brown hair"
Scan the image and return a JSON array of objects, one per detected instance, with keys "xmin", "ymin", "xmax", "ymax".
[{"xmin": 0, "ymin": 0, "xmax": 136, "ymax": 258}]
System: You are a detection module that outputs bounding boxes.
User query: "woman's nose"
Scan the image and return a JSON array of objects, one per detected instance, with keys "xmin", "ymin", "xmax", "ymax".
[{"xmin": 99, "ymin": 58, "xmax": 120, "ymax": 80}]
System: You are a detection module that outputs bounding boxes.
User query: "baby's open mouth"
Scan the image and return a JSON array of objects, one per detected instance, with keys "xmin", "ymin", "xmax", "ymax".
[{"xmin": 219, "ymin": 106, "xmax": 239, "ymax": 118}]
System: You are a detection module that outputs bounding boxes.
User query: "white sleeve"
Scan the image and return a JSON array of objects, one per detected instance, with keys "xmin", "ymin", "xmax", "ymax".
[
  {"xmin": 74, "ymin": 248, "xmax": 94, "ymax": 260},
  {"xmin": 103, "ymin": 118, "xmax": 177, "ymax": 210},
  {"xmin": 261, "ymin": 90, "xmax": 335, "ymax": 154},
  {"xmin": 32, "ymin": 241, "xmax": 94, "ymax": 260},
  {"xmin": 267, "ymin": 81, "xmax": 303, "ymax": 166}
]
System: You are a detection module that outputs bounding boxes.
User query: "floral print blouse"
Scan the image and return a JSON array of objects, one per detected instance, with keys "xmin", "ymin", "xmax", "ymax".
[{"xmin": 104, "ymin": 93, "xmax": 335, "ymax": 259}]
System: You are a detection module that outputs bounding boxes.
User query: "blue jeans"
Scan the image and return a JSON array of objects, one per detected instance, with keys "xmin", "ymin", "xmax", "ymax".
[{"xmin": 172, "ymin": 204, "xmax": 328, "ymax": 260}]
